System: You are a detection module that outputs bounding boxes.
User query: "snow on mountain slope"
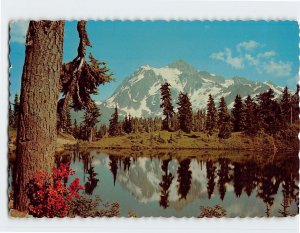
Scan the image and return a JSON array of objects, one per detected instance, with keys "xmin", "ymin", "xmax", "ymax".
[{"xmin": 98, "ymin": 60, "xmax": 283, "ymax": 122}]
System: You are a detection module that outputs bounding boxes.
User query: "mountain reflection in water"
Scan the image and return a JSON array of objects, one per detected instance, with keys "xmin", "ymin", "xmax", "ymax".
[{"xmin": 47, "ymin": 150, "xmax": 300, "ymax": 217}]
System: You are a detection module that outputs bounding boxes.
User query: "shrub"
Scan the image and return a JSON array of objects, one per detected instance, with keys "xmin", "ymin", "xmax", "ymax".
[
  {"xmin": 68, "ymin": 195, "xmax": 101, "ymax": 218},
  {"xmin": 26, "ymin": 162, "xmax": 84, "ymax": 218},
  {"xmin": 198, "ymin": 205, "xmax": 226, "ymax": 218},
  {"xmin": 68, "ymin": 195, "xmax": 121, "ymax": 218}
]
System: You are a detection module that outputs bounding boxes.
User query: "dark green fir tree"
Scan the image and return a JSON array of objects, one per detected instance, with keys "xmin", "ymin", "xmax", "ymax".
[
  {"xmin": 205, "ymin": 94, "xmax": 217, "ymax": 135},
  {"xmin": 231, "ymin": 94, "xmax": 245, "ymax": 132},
  {"xmin": 244, "ymin": 95, "xmax": 259, "ymax": 135},
  {"xmin": 123, "ymin": 114, "xmax": 133, "ymax": 134},
  {"xmin": 177, "ymin": 92, "xmax": 193, "ymax": 133},
  {"xmin": 160, "ymin": 82, "xmax": 175, "ymax": 131},
  {"xmin": 217, "ymin": 97, "xmax": 232, "ymax": 139},
  {"xmin": 109, "ymin": 106, "xmax": 119, "ymax": 136},
  {"xmin": 82, "ymin": 103, "xmax": 101, "ymax": 141}
]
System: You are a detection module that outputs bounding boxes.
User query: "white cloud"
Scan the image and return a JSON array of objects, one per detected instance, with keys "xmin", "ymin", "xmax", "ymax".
[
  {"xmin": 210, "ymin": 40, "xmax": 292, "ymax": 77},
  {"xmin": 10, "ymin": 21, "xmax": 29, "ymax": 44},
  {"xmin": 244, "ymin": 54, "xmax": 259, "ymax": 66},
  {"xmin": 210, "ymin": 48, "xmax": 244, "ymax": 69},
  {"xmin": 258, "ymin": 51, "xmax": 276, "ymax": 58},
  {"xmin": 261, "ymin": 61, "xmax": 292, "ymax": 77},
  {"xmin": 236, "ymin": 40, "xmax": 259, "ymax": 52},
  {"xmin": 210, "ymin": 51, "xmax": 225, "ymax": 60}
]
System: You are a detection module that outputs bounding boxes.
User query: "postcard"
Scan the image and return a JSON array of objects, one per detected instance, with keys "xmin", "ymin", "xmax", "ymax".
[{"xmin": 8, "ymin": 20, "xmax": 299, "ymax": 218}]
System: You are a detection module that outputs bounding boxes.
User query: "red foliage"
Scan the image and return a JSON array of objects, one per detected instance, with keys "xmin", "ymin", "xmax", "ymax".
[{"xmin": 26, "ymin": 162, "xmax": 84, "ymax": 217}]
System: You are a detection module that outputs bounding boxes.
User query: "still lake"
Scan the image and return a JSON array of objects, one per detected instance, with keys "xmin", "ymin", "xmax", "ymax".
[{"xmin": 9, "ymin": 149, "xmax": 299, "ymax": 217}]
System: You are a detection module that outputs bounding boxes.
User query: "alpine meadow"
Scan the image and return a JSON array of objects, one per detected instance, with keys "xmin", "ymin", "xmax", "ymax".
[{"xmin": 8, "ymin": 20, "xmax": 299, "ymax": 218}]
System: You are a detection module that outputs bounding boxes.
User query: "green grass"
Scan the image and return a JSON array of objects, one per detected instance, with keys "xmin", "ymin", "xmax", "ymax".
[
  {"xmin": 89, "ymin": 130, "xmax": 282, "ymax": 151},
  {"xmin": 9, "ymin": 127, "xmax": 298, "ymax": 155}
]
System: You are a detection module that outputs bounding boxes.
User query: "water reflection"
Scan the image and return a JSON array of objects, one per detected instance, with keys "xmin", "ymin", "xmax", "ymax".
[
  {"xmin": 159, "ymin": 159, "xmax": 174, "ymax": 208},
  {"xmin": 37, "ymin": 150, "xmax": 300, "ymax": 217},
  {"xmin": 85, "ymin": 167, "xmax": 99, "ymax": 195},
  {"xmin": 217, "ymin": 158, "xmax": 231, "ymax": 201},
  {"xmin": 206, "ymin": 160, "xmax": 216, "ymax": 199},
  {"xmin": 109, "ymin": 156, "xmax": 118, "ymax": 186},
  {"xmin": 177, "ymin": 159, "xmax": 192, "ymax": 200}
]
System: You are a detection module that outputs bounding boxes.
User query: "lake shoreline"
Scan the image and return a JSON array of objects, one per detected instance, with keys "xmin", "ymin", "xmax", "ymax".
[
  {"xmin": 63, "ymin": 144, "xmax": 298, "ymax": 152},
  {"xmin": 9, "ymin": 129, "xmax": 299, "ymax": 156},
  {"xmin": 62, "ymin": 129, "xmax": 299, "ymax": 153}
]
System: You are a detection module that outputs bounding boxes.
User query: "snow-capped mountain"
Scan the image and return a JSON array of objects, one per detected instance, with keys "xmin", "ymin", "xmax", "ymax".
[{"xmin": 97, "ymin": 60, "xmax": 283, "ymax": 123}]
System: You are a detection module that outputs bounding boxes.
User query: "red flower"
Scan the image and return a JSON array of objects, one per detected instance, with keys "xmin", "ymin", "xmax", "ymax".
[{"xmin": 26, "ymin": 162, "xmax": 84, "ymax": 217}]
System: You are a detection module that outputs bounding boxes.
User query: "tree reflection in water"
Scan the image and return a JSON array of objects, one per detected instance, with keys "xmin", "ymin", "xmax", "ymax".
[
  {"xmin": 109, "ymin": 156, "xmax": 119, "ymax": 186},
  {"xmin": 159, "ymin": 159, "xmax": 174, "ymax": 208},
  {"xmin": 256, "ymin": 164, "xmax": 281, "ymax": 217},
  {"xmin": 85, "ymin": 167, "xmax": 99, "ymax": 195},
  {"xmin": 51, "ymin": 150, "xmax": 299, "ymax": 217},
  {"xmin": 217, "ymin": 158, "xmax": 231, "ymax": 201},
  {"xmin": 177, "ymin": 158, "xmax": 192, "ymax": 200},
  {"xmin": 243, "ymin": 161, "xmax": 257, "ymax": 197},
  {"xmin": 206, "ymin": 160, "xmax": 216, "ymax": 199},
  {"xmin": 122, "ymin": 157, "xmax": 131, "ymax": 172}
]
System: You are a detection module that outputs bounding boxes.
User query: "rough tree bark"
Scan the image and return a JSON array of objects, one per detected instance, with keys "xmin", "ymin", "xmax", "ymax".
[{"xmin": 13, "ymin": 21, "xmax": 65, "ymax": 211}]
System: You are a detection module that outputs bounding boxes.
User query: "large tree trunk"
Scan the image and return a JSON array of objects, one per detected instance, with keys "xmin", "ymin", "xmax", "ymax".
[{"xmin": 13, "ymin": 21, "xmax": 64, "ymax": 212}]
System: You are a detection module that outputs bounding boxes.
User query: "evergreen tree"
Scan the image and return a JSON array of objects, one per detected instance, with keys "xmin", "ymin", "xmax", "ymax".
[
  {"xmin": 206, "ymin": 94, "xmax": 217, "ymax": 135},
  {"xmin": 177, "ymin": 92, "xmax": 193, "ymax": 133},
  {"xmin": 193, "ymin": 109, "xmax": 206, "ymax": 132},
  {"xmin": 13, "ymin": 93, "xmax": 20, "ymax": 128},
  {"xmin": 257, "ymin": 88, "xmax": 282, "ymax": 134},
  {"xmin": 82, "ymin": 103, "xmax": 101, "ymax": 141},
  {"xmin": 170, "ymin": 112, "xmax": 180, "ymax": 131},
  {"xmin": 217, "ymin": 97, "xmax": 232, "ymax": 139},
  {"xmin": 97, "ymin": 124, "xmax": 107, "ymax": 138},
  {"xmin": 280, "ymin": 86, "xmax": 291, "ymax": 125},
  {"xmin": 291, "ymin": 84, "xmax": 299, "ymax": 124},
  {"xmin": 160, "ymin": 82, "xmax": 175, "ymax": 131},
  {"xmin": 244, "ymin": 95, "xmax": 259, "ymax": 135},
  {"xmin": 231, "ymin": 95, "xmax": 245, "ymax": 132},
  {"xmin": 109, "ymin": 106, "xmax": 119, "ymax": 136},
  {"xmin": 123, "ymin": 114, "xmax": 133, "ymax": 134}
]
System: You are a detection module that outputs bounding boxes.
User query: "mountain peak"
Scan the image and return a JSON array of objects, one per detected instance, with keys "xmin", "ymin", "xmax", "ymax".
[
  {"xmin": 167, "ymin": 59, "xmax": 195, "ymax": 71},
  {"xmin": 97, "ymin": 60, "xmax": 283, "ymax": 123},
  {"xmin": 140, "ymin": 64, "xmax": 153, "ymax": 70}
]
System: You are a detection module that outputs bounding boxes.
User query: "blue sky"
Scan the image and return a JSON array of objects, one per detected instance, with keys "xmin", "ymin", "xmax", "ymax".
[{"xmin": 10, "ymin": 20, "xmax": 299, "ymax": 102}]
